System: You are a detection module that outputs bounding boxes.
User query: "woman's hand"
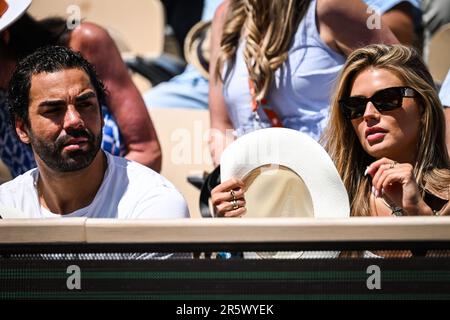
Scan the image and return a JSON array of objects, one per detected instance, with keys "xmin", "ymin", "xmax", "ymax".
[
  {"xmin": 366, "ymin": 158, "xmax": 433, "ymax": 215},
  {"xmin": 211, "ymin": 178, "xmax": 247, "ymax": 217}
]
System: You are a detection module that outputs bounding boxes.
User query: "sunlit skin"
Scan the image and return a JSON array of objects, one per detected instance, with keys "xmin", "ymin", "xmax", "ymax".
[
  {"xmin": 350, "ymin": 67, "xmax": 421, "ymax": 164},
  {"xmin": 211, "ymin": 178, "xmax": 246, "ymax": 217},
  {"xmin": 24, "ymin": 69, "xmax": 102, "ymax": 166},
  {"xmin": 349, "ymin": 67, "xmax": 433, "ymax": 216},
  {"xmin": 15, "ymin": 68, "xmax": 107, "ymax": 214}
]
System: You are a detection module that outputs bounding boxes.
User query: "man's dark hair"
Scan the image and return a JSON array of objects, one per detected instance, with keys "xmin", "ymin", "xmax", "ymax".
[{"xmin": 7, "ymin": 45, "xmax": 106, "ymax": 128}]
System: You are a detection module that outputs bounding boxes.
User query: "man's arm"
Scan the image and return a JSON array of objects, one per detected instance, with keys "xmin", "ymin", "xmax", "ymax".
[
  {"xmin": 380, "ymin": 1, "xmax": 417, "ymax": 46},
  {"xmin": 317, "ymin": 0, "xmax": 399, "ymax": 56}
]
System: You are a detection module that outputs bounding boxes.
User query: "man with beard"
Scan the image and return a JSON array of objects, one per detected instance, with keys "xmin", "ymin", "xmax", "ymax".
[{"xmin": 0, "ymin": 46, "xmax": 189, "ymax": 218}]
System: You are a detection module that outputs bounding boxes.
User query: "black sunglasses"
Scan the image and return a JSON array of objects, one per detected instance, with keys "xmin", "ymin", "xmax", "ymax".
[{"xmin": 339, "ymin": 86, "xmax": 417, "ymax": 120}]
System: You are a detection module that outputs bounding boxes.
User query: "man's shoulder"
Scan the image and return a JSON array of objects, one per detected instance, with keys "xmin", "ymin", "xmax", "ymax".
[
  {"xmin": 0, "ymin": 169, "xmax": 36, "ymax": 193},
  {"xmin": 107, "ymin": 153, "xmax": 176, "ymax": 189},
  {"xmin": 0, "ymin": 169, "xmax": 37, "ymax": 211},
  {"xmin": 104, "ymin": 153, "xmax": 189, "ymax": 219}
]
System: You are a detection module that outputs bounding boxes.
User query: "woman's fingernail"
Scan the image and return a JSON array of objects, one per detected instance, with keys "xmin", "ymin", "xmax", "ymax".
[
  {"xmin": 371, "ymin": 186, "xmax": 375, "ymax": 195},
  {"xmin": 381, "ymin": 188, "xmax": 385, "ymax": 195},
  {"xmin": 375, "ymin": 189, "xmax": 379, "ymax": 198},
  {"xmin": 364, "ymin": 167, "xmax": 369, "ymax": 176}
]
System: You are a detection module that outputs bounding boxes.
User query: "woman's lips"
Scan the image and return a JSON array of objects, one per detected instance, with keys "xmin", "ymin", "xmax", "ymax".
[
  {"xmin": 366, "ymin": 132, "xmax": 386, "ymax": 144},
  {"xmin": 365, "ymin": 126, "xmax": 387, "ymax": 144}
]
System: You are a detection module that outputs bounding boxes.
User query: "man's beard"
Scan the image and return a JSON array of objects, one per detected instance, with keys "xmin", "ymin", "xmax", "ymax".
[{"xmin": 29, "ymin": 128, "xmax": 102, "ymax": 172}]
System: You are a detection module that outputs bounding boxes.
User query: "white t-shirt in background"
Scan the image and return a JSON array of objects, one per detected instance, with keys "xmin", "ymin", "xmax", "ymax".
[{"xmin": 0, "ymin": 152, "xmax": 189, "ymax": 219}]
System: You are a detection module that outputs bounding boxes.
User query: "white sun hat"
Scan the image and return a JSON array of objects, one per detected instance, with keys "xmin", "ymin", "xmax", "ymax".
[
  {"xmin": 220, "ymin": 127, "xmax": 350, "ymax": 218},
  {"xmin": 0, "ymin": 0, "xmax": 32, "ymax": 32}
]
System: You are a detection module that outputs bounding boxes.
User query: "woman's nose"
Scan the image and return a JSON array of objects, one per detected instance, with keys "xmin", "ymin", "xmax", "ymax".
[{"xmin": 362, "ymin": 101, "xmax": 381, "ymax": 121}]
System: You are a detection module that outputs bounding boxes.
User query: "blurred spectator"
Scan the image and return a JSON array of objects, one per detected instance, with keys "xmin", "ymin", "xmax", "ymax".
[
  {"xmin": 208, "ymin": 0, "xmax": 398, "ymax": 165},
  {"xmin": 144, "ymin": 0, "xmax": 222, "ymax": 109},
  {"xmin": 161, "ymin": 0, "xmax": 204, "ymax": 59},
  {"xmin": 365, "ymin": 0, "xmax": 422, "ymax": 48},
  {"xmin": 144, "ymin": 0, "xmax": 420, "ymax": 112},
  {"xmin": 422, "ymin": 0, "xmax": 450, "ymax": 55}
]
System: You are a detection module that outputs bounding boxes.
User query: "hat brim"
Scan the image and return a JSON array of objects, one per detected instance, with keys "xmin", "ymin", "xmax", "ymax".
[
  {"xmin": 220, "ymin": 128, "xmax": 350, "ymax": 218},
  {"xmin": 0, "ymin": 0, "xmax": 32, "ymax": 32},
  {"xmin": 184, "ymin": 20, "xmax": 211, "ymax": 79}
]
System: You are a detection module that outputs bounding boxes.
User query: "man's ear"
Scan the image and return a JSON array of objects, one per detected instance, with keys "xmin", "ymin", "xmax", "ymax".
[{"xmin": 15, "ymin": 117, "xmax": 31, "ymax": 144}]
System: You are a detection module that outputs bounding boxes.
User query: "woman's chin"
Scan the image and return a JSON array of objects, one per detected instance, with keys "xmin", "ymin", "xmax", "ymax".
[{"xmin": 365, "ymin": 142, "xmax": 392, "ymax": 159}]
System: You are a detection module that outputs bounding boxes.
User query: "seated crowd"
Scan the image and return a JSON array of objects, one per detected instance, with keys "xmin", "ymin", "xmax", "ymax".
[{"xmin": 0, "ymin": 0, "xmax": 449, "ymax": 222}]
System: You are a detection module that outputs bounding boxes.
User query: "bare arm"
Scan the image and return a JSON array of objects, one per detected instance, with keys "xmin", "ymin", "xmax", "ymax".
[
  {"xmin": 69, "ymin": 23, "xmax": 162, "ymax": 171},
  {"xmin": 208, "ymin": 0, "xmax": 235, "ymax": 166},
  {"xmin": 381, "ymin": 1, "xmax": 416, "ymax": 46},
  {"xmin": 317, "ymin": 0, "xmax": 400, "ymax": 56}
]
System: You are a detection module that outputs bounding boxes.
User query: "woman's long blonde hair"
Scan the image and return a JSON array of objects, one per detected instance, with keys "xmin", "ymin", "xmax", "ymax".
[
  {"xmin": 321, "ymin": 44, "xmax": 450, "ymax": 216},
  {"xmin": 215, "ymin": 0, "xmax": 310, "ymax": 102}
]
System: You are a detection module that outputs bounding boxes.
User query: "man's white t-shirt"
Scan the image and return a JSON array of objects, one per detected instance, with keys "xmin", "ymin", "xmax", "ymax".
[{"xmin": 0, "ymin": 152, "xmax": 189, "ymax": 219}]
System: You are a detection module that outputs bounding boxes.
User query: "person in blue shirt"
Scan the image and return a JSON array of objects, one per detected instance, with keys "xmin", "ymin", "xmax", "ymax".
[
  {"xmin": 143, "ymin": 0, "xmax": 222, "ymax": 110},
  {"xmin": 143, "ymin": 0, "xmax": 421, "ymax": 112}
]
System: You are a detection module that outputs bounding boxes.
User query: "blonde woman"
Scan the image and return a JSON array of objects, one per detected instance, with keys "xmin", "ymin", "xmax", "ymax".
[
  {"xmin": 322, "ymin": 44, "xmax": 450, "ymax": 216},
  {"xmin": 208, "ymin": 0, "xmax": 399, "ymax": 216},
  {"xmin": 208, "ymin": 0, "xmax": 399, "ymax": 169}
]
